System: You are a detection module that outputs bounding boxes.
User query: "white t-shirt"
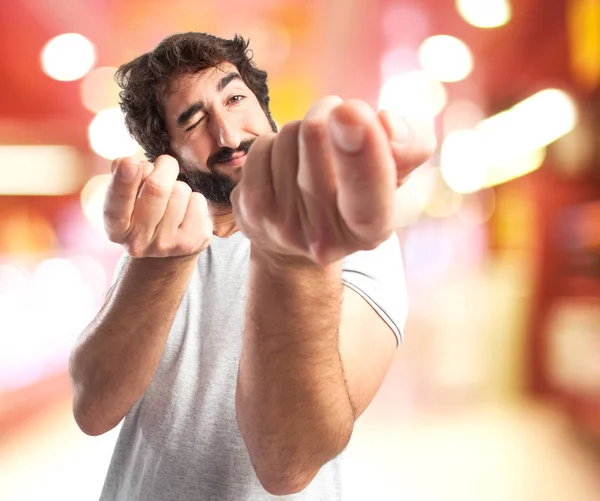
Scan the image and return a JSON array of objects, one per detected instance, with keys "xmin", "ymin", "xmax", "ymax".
[{"xmin": 100, "ymin": 231, "xmax": 407, "ymax": 500}]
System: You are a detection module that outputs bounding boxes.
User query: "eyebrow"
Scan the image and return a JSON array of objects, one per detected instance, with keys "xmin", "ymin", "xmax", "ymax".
[
  {"xmin": 175, "ymin": 72, "xmax": 243, "ymax": 129},
  {"xmin": 216, "ymin": 72, "xmax": 242, "ymax": 92}
]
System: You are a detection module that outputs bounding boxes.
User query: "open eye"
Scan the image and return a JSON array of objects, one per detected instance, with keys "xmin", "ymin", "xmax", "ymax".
[{"xmin": 228, "ymin": 95, "xmax": 245, "ymax": 105}]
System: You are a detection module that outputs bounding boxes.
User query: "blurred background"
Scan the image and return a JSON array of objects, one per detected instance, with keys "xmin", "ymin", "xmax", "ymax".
[{"xmin": 1, "ymin": 0, "xmax": 600, "ymax": 499}]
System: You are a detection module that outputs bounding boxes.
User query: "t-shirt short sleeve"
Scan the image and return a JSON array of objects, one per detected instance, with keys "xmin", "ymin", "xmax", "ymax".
[{"xmin": 341, "ymin": 232, "xmax": 408, "ymax": 347}]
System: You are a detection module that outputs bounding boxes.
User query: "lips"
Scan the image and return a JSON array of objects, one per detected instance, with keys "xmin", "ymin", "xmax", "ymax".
[{"xmin": 220, "ymin": 152, "xmax": 246, "ymax": 167}]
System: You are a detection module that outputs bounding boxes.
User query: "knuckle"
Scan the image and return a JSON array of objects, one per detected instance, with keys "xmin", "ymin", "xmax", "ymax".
[
  {"xmin": 152, "ymin": 237, "xmax": 171, "ymax": 257},
  {"xmin": 143, "ymin": 177, "xmax": 169, "ymax": 198},
  {"xmin": 247, "ymin": 133, "xmax": 276, "ymax": 160},
  {"xmin": 246, "ymin": 190, "xmax": 271, "ymax": 216},
  {"xmin": 190, "ymin": 192, "xmax": 208, "ymax": 213},
  {"xmin": 176, "ymin": 242, "xmax": 194, "ymax": 256},
  {"xmin": 300, "ymin": 118, "xmax": 328, "ymax": 144},
  {"xmin": 104, "ymin": 228, "xmax": 120, "ymax": 243},
  {"xmin": 354, "ymin": 223, "xmax": 393, "ymax": 251},
  {"xmin": 102, "ymin": 205, "xmax": 118, "ymax": 223},
  {"xmin": 154, "ymin": 154, "xmax": 180, "ymax": 174},
  {"xmin": 172, "ymin": 181, "xmax": 192, "ymax": 198},
  {"xmin": 305, "ymin": 96, "xmax": 343, "ymax": 118},
  {"xmin": 155, "ymin": 154, "xmax": 177, "ymax": 165},
  {"xmin": 279, "ymin": 120, "xmax": 301, "ymax": 137},
  {"xmin": 126, "ymin": 243, "xmax": 145, "ymax": 258}
]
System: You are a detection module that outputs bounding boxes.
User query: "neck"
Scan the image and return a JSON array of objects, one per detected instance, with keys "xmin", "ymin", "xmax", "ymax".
[{"xmin": 209, "ymin": 203, "xmax": 238, "ymax": 238}]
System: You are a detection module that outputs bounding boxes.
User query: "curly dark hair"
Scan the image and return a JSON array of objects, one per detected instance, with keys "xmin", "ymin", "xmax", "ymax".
[{"xmin": 115, "ymin": 32, "xmax": 276, "ymax": 162}]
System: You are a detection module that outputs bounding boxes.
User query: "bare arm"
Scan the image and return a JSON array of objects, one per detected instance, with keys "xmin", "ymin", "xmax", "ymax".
[
  {"xmin": 231, "ymin": 98, "xmax": 435, "ymax": 495},
  {"xmin": 69, "ymin": 155, "xmax": 212, "ymax": 436},
  {"xmin": 236, "ymin": 251, "xmax": 353, "ymax": 495},
  {"xmin": 69, "ymin": 255, "xmax": 197, "ymax": 436}
]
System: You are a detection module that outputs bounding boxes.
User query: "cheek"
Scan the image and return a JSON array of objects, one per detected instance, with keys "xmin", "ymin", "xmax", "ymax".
[
  {"xmin": 248, "ymin": 105, "xmax": 274, "ymax": 134},
  {"xmin": 179, "ymin": 143, "xmax": 210, "ymax": 172}
]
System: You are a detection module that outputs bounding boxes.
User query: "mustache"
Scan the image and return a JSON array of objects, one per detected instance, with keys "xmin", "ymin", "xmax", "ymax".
[{"xmin": 207, "ymin": 138, "xmax": 255, "ymax": 170}]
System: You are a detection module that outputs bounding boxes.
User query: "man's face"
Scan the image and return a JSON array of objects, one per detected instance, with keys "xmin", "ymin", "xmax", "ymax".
[{"xmin": 163, "ymin": 62, "xmax": 276, "ymax": 206}]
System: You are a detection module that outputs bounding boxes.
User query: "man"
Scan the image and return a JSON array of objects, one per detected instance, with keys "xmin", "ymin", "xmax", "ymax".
[{"xmin": 69, "ymin": 32, "xmax": 435, "ymax": 500}]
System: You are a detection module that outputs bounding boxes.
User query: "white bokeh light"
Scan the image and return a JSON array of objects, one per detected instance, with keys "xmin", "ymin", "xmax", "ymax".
[
  {"xmin": 456, "ymin": 0, "xmax": 512, "ymax": 29},
  {"xmin": 89, "ymin": 108, "xmax": 140, "ymax": 160},
  {"xmin": 41, "ymin": 33, "xmax": 96, "ymax": 82},
  {"xmin": 440, "ymin": 129, "xmax": 487, "ymax": 194},
  {"xmin": 443, "ymin": 100, "xmax": 485, "ymax": 136},
  {"xmin": 418, "ymin": 35, "xmax": 474, "ymax": 82},
  {"xmin": 81, "ymin": 174, "xmax": 111, "ymax": 234},
  {"xmin": 394, "ymin": 164, "xmax": 438, "ymax": 227},
  {"xmin": 379, "ymin": 71, "xmax": 447, "ymax": 120},
  {"xmin": 440, "ymin": 89, "xmax": 576, "ymax": 193},
  {"xmin": 476, "ymin": 89, "xmax": 577, "ymax": 165},
  {"xmin": 80, "ymin": 66, "xmax": 120, "ymax": 113}
]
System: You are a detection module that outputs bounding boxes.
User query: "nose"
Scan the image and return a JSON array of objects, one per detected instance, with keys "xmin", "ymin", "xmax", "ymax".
[{"xmin": 211, "ymin": 112, "xmax": 241, "ymax": 149}]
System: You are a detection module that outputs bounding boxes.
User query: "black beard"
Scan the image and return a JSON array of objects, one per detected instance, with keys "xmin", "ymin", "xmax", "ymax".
[
  {"xmin": 176, "ymin": 138, "xmax": 255, "ymax": 206},
  {"xmin": 177, "ymin": 167, "xmax": 237, "ymax": 206}
]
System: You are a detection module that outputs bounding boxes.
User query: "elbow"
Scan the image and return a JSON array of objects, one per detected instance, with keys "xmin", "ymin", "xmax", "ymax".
[
  {"xmin": 74, "ymin": 411, "xmax": 110, "ymax": 436},
  {"xmin": 69, "ymin": 350, "xmax": 114, "ymax": 437},
  {"xmin": 72, "ymin": 402, "xmax": 109, "ymax": 436},
  {"xmin": 71, "ymin": 388, "xmax": 117, "ymax": 437},
  {"xmin": 253, "ymin": 431, "xmax": 353, "ymax": 496},
  {"xmin": 256, "ymin": 467, "xmax": 317, "ymax": 496}
]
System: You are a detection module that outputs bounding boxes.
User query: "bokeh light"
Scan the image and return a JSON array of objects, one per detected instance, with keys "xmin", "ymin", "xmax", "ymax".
[
  {"xmin": 80, "ymin": 174, "xmax": 111, "ymax": 234},
  {"xmin": 381, "ymin": 47, "xmax": 420, "ymax": 82},
  {"xmin": 456, "ymin": 0, "xmax": 512, "ymax": 28},
  {"xmin": 80, "ymin": 66, "xmax": 121, "ymax": 113},
  {"xmin": 379, "ymin": 71, "xmax": 447, "ymax": 120},
  {"xmin": 477, "ymin": 89, "xmax": 577, "ymax": 164},
  {"xmin": 457, "ymin": 189, "xmax": 497, "ymax": 225},
  {"xmin": 88, "ymin": 108, "xmax": 140, "ymax": 160},
  {"xmin": 395, "ymin": 164, "xmax": 438, "ymax": 227},
  {"xmin": 441, "ymin": 89, "xmax": 577, "ymax": 193},
  {"xmin": 423, "ymin": 167, "xmax": 464, "ymax": 218},
  {"xmin": 418, "ymin": 35, "xmax": 474, "ymax": 82},
  {"xmin": 440, "ymin": 129, "xmax": 487, "ymax": 193},
  {"xmin": 40, "ymin": 33, "xmax": 96, "ymax": 82},
  {"xmin": 0, "ymin": 145, "xmax": 83, "ymax": 196},
  {"xmin": 485, "ymin": 147, "xmax": 547, "ymax": 187},
  {"xmin": 443, "ymin": 100, "xmax": 485, "ymax": 136}
]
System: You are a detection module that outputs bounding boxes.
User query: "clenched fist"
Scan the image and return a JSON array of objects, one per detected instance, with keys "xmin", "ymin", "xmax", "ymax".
[
  {"xmin": 104, "ymin": 155, "xmax": 213, "ymax": 258},
  {"xmin": 231, "ymin": 97, "xmax": 436, "ymax": 265}
]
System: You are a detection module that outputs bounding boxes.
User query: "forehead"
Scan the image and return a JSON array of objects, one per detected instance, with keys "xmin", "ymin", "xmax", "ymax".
[{"xmin": 162, "ymin": 62, "xmax": 244, "ymax": 118}]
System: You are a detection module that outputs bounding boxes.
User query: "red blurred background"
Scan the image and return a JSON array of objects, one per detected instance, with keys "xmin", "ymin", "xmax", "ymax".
[{"xmin": 1, "ymin": 0, "xmax": 600, "ymax": 499}]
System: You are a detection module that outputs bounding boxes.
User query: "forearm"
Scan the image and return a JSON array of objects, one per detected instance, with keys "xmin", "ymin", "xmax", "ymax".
[
  {"xmin": 69, "ymin": 254, "xmax": 197, "ymax": 436},
  {"xmin": 236, "ymin": 247, "xmax": 354, "ymax": 494}
]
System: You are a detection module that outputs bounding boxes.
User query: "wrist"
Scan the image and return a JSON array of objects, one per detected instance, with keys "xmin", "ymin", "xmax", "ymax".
[
  {"xmin": 127, "ymin": 253, "xmax": 199, "ymax": 274},
  {"xmin": 250, "ymin": 244, "xmax": 341, "ymax": 277}
]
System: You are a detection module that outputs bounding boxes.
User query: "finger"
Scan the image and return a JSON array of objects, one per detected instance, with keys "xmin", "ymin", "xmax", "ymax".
[
  {"xmin": 378, "ymin": 110, "xmax": 437, "ymax": 187},
  {"xmin": 297, "ymin": 97, "xmax": 344, "ymax": 256},
  {"xmin": 303, "ymin": 95, "xmax": 344, "ymax": 120},
  {"xmin": 238, "ymin": 133, "xmax": 276, "ymax": 222},
  {"xmin": 154, "ymin": 181, "xmax": 192, "ymax": 247},
  {"xmin": 270, "ymin": 120, "xmax": 300, "ymax": 210},
  {"xmin": 140, "ymin": 160, "xmax": 155, "ymax": 182},
  {"xmin": 112, "ymin": 157, "xmax": 154, "ymax": 179},
  {"xmin": 112, "ymin": 157, "xmax": 155, "ymax": 196},
  {"xmin": 328, "ymin": 100, "xmax": 396, "ymax": 244},
  {"xmin": 298, "ymin": 96, "xmax": 343, "ymax": 200},
  {"xmin": 104, "ymin": 157, "xmax": 144, "ymax": 241},
  {"xmin": 179, "ymin": 192, "xmax": 213, "ymax": 248},
  {"xmin": 130, "ymin": 155, "xmax": 180, "ymax": 247}
]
